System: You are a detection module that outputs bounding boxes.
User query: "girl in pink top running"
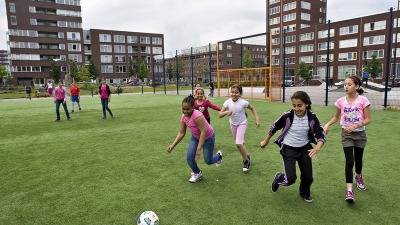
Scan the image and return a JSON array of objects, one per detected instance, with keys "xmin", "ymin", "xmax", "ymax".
[
  {"xmin": 324, "ymin": 76, "xmax": 371, "ymax": 204},
  {"xmin": 167, "ymin": 95, "xmax": 222, "ymax": 183},
  {"xmin": 98, "ymin": 78, "xmax": 114, "ymax": 120}
]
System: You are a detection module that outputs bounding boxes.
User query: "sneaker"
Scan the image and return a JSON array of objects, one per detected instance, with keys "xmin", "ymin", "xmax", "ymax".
[
  {"xmin": 299, "ymin": 192, "xmax": 313, "ymax": 203},
  {"xmin": 54, "ymin": 119, "xmax": 60, "ymax": 122},
  {"xmin": 70, "ymin": 110, "xmax": 74, "ymax": 113},
  {"xmin": 111, "ymin": 115, "xmax": 114, "ymax": 119},
  {"xmin": 189, "ymin": 171, "xmax": 203, "ymax": 183},
  {"xmin": 345, "ymin": 189, "xmax": 355, "ymax": 203},
  {"xmin": 67, "ymin": 117, "xmax": 71, "ymax": 121},
  {"xmin": 102, "ymin": 117, "xmax": 106, "ymax": 120},
  {"xmin": 272, "ymin": 172, "xmax": 282, "ymax": 192},
  {"xmin": 79, "ymin": 108, "xmax": 82, "ymax": 111},
  {"xmin": 243, "ymin": 155, "xmax": 251, "ymax": 172},
  {"xmin": 355, "ymin": 174, "xmax": 366, "ymax": 191},
  {"xmin": 216, "ymin": 150, "xmax": 223, "ymax": 167}
]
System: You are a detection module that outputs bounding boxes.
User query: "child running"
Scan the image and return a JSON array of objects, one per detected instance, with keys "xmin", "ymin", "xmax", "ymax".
[
  {"xmin": 98, "ymin": 78, "xmax": 114, "ymax": 120},
  {"xmin": 219, "ymin": 84, "xmax": 260, "ymax": 172},
  {"xmin": 323, "ymin": 75, "xmax": 371, "ymax": 204},
  {"xmin": 167, "ymin": 95, "xmax": 223, "ymax": 183},
  {"xmin": 53, "ymin": 81, "xmax": 71, "ymax": 122},
  {"xmin": 194, "ymin": 88, "xmax": 220, "ymax": 124},
  {"xmin": 69, "ymin": 81, "xmax": 82, "ymax": 113},
  {"xmin": 260, "ymin": 91, "xmax": 325, "ymax": 203}
]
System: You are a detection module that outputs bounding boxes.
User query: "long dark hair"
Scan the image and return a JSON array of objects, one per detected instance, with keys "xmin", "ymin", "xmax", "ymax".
[
  {"xmin": 347, "ymin": 75, "xmax": 364, "ymax": 95},
  {"xmin": 182, "ymin": 94, "xmax": 195, "ymax": 107},
  {"xmin": 291, "ymin": 91, "xmax": 312, "ymax": 110}
]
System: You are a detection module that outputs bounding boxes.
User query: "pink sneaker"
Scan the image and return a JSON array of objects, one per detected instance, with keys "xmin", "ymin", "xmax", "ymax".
[
  {"xmin": 216, "ymin": 150, "xmax": 222, "ymax": 167},
  {"xmin": 355, "ymin": 174, "xmax": 366, "ymax": 191},
  {"xmin": 345, "ymin": 189, "xmax": 355, "ymax": 203}
]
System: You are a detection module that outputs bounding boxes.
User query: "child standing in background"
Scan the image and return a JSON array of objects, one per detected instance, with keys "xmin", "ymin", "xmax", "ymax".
[
  {"xmin": 70, "ymin": 81, "xmax": 82, "ymax": 113},
  {"xmin": 53, "ymin": 81, "xmax": 70, "ymax": 122},
  {"xmin": 219, "ymin": 84, "xmax": 260, "ymax": 172},
  {"xmin": 324, "ymin": 76, "xmax": 371, "ymax": 204},
  {"xmin": 98, "ymin": 78, "xmax": 114, "ymax": 120},
  {"xmin": 167, "ymin": 95, "xmax": 223, "ymax": 183},
  {"xmin": 194, "ymin": 88, "xmax": 220, "ymax": 124},
  {"xmin": 260, "ymin": 91, "xmax": 325, "ymax": 203}
]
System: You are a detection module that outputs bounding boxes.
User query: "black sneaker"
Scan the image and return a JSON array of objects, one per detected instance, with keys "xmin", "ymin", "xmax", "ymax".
[
  {"xmin": 67, "ymin": 117, "xmax": 71, "ymax": 121},
  {"xmin": 299, "ymin": 192, "xmax": 313, "ymax": 203},
  {"xmin": 272, "ymin": 172, "xmax": 282, "ymax": 192},
  {"xmin": 70, "ymin": 110, "xmax": 74, "ymax": 113},
  {"xmin": 243, "ymin": 155, "xmax": 251, "ymax": 172},
  {"xmin": 54, "ymin": 119, "xmax": 60, "ymax": 122}
]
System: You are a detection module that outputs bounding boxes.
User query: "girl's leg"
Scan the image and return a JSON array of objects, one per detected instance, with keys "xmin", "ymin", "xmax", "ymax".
[
  {"xmin": 297, "ymin": 145, "xmax": 314, "ymax": 197},
  {"xmin": 231, "ymin": 124, "xmax": 249, "ymax": 160},
  {"xmin": 279, "ymin": 146, "xmax": 298, "ymax": 186},
  {"xmin": 206, "ymin": 117, "xmax": 211, "ymax": 125},
  {"xmin": 71, "ymin": 101, "xmax": 75, "ymax": 111},
  {"xmin": 55, "ymin": 100, "xmax": 61, "ymax": 119},
  {"xmin": 186, "ymin": 136, "xmax": 201, "ymax": 173},
  {"xmin": 105, "ymin": 99, "xmax": 113, "ymax": 117},
  {"xmin": 343, "ymin": 146, "xmax": 354, "ymax": 188},
  {"xmin": 101, "ymin": 98, "xmax": 107, "ymax": 118},
  {"xmin": 202, "ymin": 134, "xmax": 219, "ymax": 165},
  {"xmin": 354, "ymin": 147, "xmax": 364, "ymax": 175},
  {"xmin": 62, "ymin": 101, "xmax": 70, "ymax": 118}
]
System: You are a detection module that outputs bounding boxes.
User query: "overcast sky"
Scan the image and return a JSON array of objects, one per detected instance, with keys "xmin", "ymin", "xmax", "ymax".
[{"xmin": 0, "ymin": 0, "xmax": 396, "ymax": 56}]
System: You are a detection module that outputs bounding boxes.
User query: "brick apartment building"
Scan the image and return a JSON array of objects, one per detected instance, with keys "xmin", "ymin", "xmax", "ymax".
[
  {"xmin": 0, "ymin": 50, "xmax": 9, "ymax": 68},
  {"xmin": 268, "ymin": 0, "xmax": 400, "ymax": 85},
  {"xmin": 4, "ymin": 0, "xmax": 164, "ymax": 86}
]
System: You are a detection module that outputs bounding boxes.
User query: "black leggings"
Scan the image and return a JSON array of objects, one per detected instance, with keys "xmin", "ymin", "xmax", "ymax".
[{"xmin": 343, "ymin": 146, "xmax": 364, "ymax": 183}]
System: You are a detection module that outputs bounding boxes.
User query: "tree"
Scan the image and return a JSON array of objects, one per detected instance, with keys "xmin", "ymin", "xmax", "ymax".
[
  {"xmin": 79, "ymin": 65, "xmax": 90, "ymax": 82},
  {"xmin": 0, "ymin": 65, "xmax": 8, "ymax": 86},
  {"xmin": 166, "ymin": 64, "xmax": 174, "ymax": 81},
  {"xmin": 69, "ymin": 60, "xmax": 79, "ymax": 82},
  {"xmin": 137, "ymin": 57, "xmax": 149, "ymax": 81},
  {"xmin": 49, "ymin": 59, "xmax": 61, "ymax": 83},
  {"xmin": 87, "ymin": 59, "xmax": 100, "ymax": 82},
  {"xmin": 172, "ymin": 57, "xmax": 184, "ymax": 81},
  {"xmin": 128, "ymin": 56, "xmax": 136, "ymax": 80},
  {"xmin": 365, "ymin": 54, "xmax": 382, "ymax": 79},
  {"xmin": 297, "ymin": 61, "xmax": 313, "ymax": 84},
  {"xmin": 242, "ymin": 50, "xmax": 254, "ymax": 68}
]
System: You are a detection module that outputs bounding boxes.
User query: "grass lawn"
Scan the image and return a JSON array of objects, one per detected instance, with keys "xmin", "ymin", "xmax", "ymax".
[{"xmin": 0, "ymin": 93, "xmax": 399, "ymax": 224}]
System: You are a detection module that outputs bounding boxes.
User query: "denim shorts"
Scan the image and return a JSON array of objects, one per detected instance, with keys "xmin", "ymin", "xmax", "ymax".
[
  {"xmin": 71, "ymin": 95, "xmax": 80, "ymax": 102},
  {"xmin": 341, "ymin": 130, "xmax": 367, "ymax": 148}
]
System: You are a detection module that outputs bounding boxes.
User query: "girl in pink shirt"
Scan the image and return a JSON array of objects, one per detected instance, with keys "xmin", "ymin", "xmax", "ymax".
[
  {"xmin": 194, "ymin": 88, "xmax": 220, "ymax": 124},
  {"xmin": 167, "ymin": 95, "xmax": 222, "ymax": 183},
  {"xmin": 98, "ymin": 78, "xmax": 114, "ymax": 120},
  {"xmin": 324, "ymin": 76, "xmax": 371, "ymax": 204}
]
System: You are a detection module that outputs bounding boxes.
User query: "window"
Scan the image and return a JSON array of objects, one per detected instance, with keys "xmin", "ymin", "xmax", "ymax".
[
  {"xmin": 10, "ymin": 16, "xmax": 17, "ymax": 25},
  {"xmin": 283, "ymin": 13, "xmax": 296, "ymax": 22},
  {"xmin": 270, "ymin": 0, "xmax": 280, "ymax": 4},
  {"xmin": 339, "ymin": 39, "xmax": 358, "ymax": 48},
  {"xmin": 338, "ymin": 52, "xmax": 357, "ymax": 61},
  {"xmin": 114, "ymin": 55, "xmax": 126, "ymax": 63},
  {"xmin": 115, "ymin": 65, "xmax": 127, "ymax": 73},
  {"xmin": 283, "ymin": 24, "xmax": 296, "ymax": 32},
  {"xmin": 152, "ymin": 47, "xmax": 162, "ymax": 54},
  {"xmin": 114, "ymin": 45, "xmax": 126, "ymax": 53},
  {"xmin": 59, "ymin": 44, "xmax": 65, "ymax": 50},
  {"xmin": 100, "ymin": 34, "xmax": 111, "ymax": 42},
  {"xmin": 318, "ymin": 42, "xmax": 334, "ymax": 50},
  {"xmin": 318, "ymin": 29, "xmax": 334, "ymax": 38},
  {"xmin": 283, "ymin": 2, "xmax": 296, "ymax": 11},
  {"xmin": 100, "ymin": 55, "xmax": 112, "ymax": 63},
  {"xmin": 271, "ymin": 28, "xmax": 280, "ymax": 35},
  {"xmin": 9, "ymin": 3, "xmax": 16, "ymax": 13},
  {"xmin": 301, "ymin": 1, "xmax": 311, "ymax": 10},
  {"xmin": 299, "ymin": 56, "xmax": 313, "ymax": 63},
  {"xmin": 285, "ymin": 35, "xmax": 296, "ymax": 43},
  {"xmin": 363, "ymin": 50, "xmax": 384, "ymax": 59},
  {"xmin": 114, "ymin": 35, "xmax": 125, "ymax": 43},
  {"xmin": 285, "ymin": 57, "xmax": 296, "ymax": 64},
  {"xmin": 272, "ymin": 38, "xmax": 280, "ymax": 45},
  {"xmin": 299, "ymin": 44, "xmax": 314, "ymax": 52},
  {"xmin": 127, "ymin": 36, "xmax": 138, "ymax": 43},
  {"xmin": 317, "ymin": 66, "xmax": 333, "ymax": 79},
  {"xmin": 140, "ymin": 37, "xmax": 150, "ymax": 44},
  {"xmin": 58, "ymin": 32, "xmax": 64, "ymax": 39},
  {"xmin": 364, "ymin": 21, "xmax": 386, "ymax": 32},
  {"xmin": 393, "ymin": 33, "xmax": 400, "ymax": 43},
  {"xmin": 338, "ymin": 65, "xmax": 357, "ymax": 79},
  {"xmin": 227, "ymin": 53, "xmax": 232, "ymax": 57},
  {"xmin": 67, "ymin": 32, "xmax": 80, "ymax": 41},
  {"xmin": 270, "ymin": 17, "xmax": 280, "ymax": 25},
  {"xmin": 152, "ymin": 37, "xmax": 162, "ymax": 45},
  {"xmin": 301, "ymin": 13, "xmax": 310, "ymax": 21},
  {"xmin": 272, "ymin": 56, "xmax": 280, "ymax": 65},
  {"xmin": 269, "ymin": 6, "xmax": 280, "ymax": 15},
  {"xmin": 318, "ymin": 54, "xmax": 333, "ymax": 62},
  {"xmin": 68, "ymin": 43, "xmax": 81, "ymax": 51},
  {"xmin": 301, "ymin": 24, "xmax": 310, "ymax": 28},
  {"xmin": 339, "ymin": 25, "xmax": 358, "ymax": 35},
  {"xmin": 299, "ymin": 32, "xmax": 314, "ymax": 41},
  {"xmin": 101, "ymin": 65, "xmax": 113, "ymax": 73},
  {"xmin": 363, "ymin": 35, "xmax": 385, "ymax": 46},
  {"xmin": 272, "ymin": 48, "xmax": 280, "ymax": 55},
  {"xmin": 100, "ymin": 44, "xmax": 112, "ymax": 52},
  {"xmin": 285, "ymin": 46, "xmax": 296, "ymax": 54},
  {"xmin": 68, "ymin": 54, "xmax": 82, "ymax": 63}
]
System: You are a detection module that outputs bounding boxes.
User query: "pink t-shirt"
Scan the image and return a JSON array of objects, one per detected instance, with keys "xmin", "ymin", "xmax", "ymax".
[
  {"xmin": 180, "ymin": 110, "xmax": 214, "ymax": 140},
  {"xmin": 335, "ymin": 95, "xmax": 370, "ymax": 131},
  {"xmin": 100, "ymin": 85, "xmax": 109, "ymax": 99}
]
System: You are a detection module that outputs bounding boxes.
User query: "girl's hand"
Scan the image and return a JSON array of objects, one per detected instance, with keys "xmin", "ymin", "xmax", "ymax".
[
  {"xmin": 344, "ymin": 125, "xmax": 356, "ymax": 133},
  {"xmin": 323, "ymin": 125, "xmax": 329, "ymax": 135},
  {"xmin": 260, "ymin": 140, "xmax": 268, "ymax": 149},
  {"xmin": 226, "ymin": 110, "xmax": 232, "ymax": 116},
  {"xmin": 255, "ymin": 119, "xmax": 260, "ymax": 128},
  {"xmin": 308, "ymin": 148, "xmax": 320, "ymax": 160},
  {"xmin": 167, "ymin": 146, "xmax": 174, "ymax": 153},
  {"xmin": 195, "ymin": 149, "xmax": 201, "ymax": 161}
]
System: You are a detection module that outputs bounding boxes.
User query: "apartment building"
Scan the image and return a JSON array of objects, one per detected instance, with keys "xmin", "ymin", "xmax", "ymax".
[
  {"xmin": 268, "ymin": 0, "xmax": 400, "ymax": 85},
  {"xmin": 5, "ymin": 0, "xmax": 164, "ymax": 86},
  {"xmin": 0, "ymin": 50, "xmax": 9, "ymax": 68}
]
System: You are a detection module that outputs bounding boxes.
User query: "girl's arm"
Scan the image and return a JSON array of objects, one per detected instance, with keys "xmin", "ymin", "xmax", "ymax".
[
  {"xmin": 167, "ymin": 122, "xmax": 187, "ymax": 152},
  {"xmin": 206, "ymin": 100, "xmax": 221, "ymax": 111},
  {"xmin": 219, "ymin": 106, "xmax": 232, "ymax": 118},
  {"xmin": 194, "ymin": 116, "xmax": 207, "ymax": 161},
  {"xmin": 308, "ymin": 140, "xmax": 324, "ymax": 160},
  {"xmin": 323, "ymin": 108, "xmax": 341, "ymax": 134},
  {"xmin": 247, "ymin": 104, "xmax": 260, "ymax": 127},
  {"xmin": 260, "ymin": 134, "xmax": 272, "ymax": 148}
]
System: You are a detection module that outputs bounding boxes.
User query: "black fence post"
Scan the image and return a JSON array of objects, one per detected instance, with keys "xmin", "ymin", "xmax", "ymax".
[
  {"xmin": 325, "ymin": 20, "xmax": 331, "ymax": 106},
  {"xmin": 282, "ymin": 29, "xmax": 286, "ymax": 103},
  {"xmin": 384, "ymin": 7, "xmax": 394, "ymax": 108}
]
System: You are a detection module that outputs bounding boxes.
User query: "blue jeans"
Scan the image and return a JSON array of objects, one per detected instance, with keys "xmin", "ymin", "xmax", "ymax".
[
  {"xmin": 101, "ymin": 98, "xmax": 113, "ymax": 118},
  {"xmin": 186, "ymin": 134, "xmax": 219, "ymax": 173},
  {"xmin": 55, "ymin": 100, "xmax": 70, "ymax": 119}
]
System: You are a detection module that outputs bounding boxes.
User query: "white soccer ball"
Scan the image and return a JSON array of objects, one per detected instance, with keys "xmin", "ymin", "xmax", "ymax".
[{"xmin": 137, "ymin": 211, "xmax": 159, "ymax": 225}]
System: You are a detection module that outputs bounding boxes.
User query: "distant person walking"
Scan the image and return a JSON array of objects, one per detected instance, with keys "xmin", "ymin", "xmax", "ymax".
[
  {"xmin": 208, "ymin": 81, "xmax": 215, "ymax": 99},
  {"xmin": 99, "ymin": 78, "xmax": 114, "ymax": 120},
  {"xmin": 54, "ymin": 81, "xmax": 71, "ymax": 122},
  {"xmin": 70, "ymin": 81, "xmax": 82, "ymax": 113},
  {"xmin": 47, "ymin": 80, "xmax": 53, "ymax": 97},
  {"xmin": 362, "ymin": 70, "xmax": 369, "ymax": 87}
]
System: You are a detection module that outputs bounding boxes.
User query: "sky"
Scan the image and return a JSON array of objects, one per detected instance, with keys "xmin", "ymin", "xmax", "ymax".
[{"xmin": 0, "ymin": 0, "xmax": 396, "ymax": 56}]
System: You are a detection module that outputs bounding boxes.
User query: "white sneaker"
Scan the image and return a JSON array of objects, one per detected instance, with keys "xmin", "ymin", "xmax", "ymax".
[
  {"xmin": 189, "ymin": 171, "xmax": 203, "ymax": 183},
  {"xmin": 216, "ymin": 150, "xmax": 223, "ymax": 167}
]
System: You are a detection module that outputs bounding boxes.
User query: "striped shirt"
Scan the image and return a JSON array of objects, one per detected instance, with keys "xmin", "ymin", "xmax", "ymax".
[{"xmin": 282, "ymin": 114, "xmax": 309, "ymax": 147}]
